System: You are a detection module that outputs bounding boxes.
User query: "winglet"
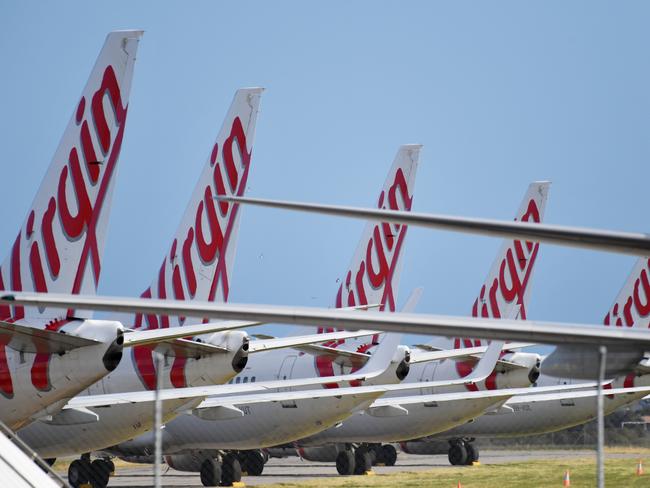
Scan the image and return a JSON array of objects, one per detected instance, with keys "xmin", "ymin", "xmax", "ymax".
[
  {"xmin": 355, "ymin": 332, "xmax": 402, "ymax": 376},
  {"xmin": 464, "ymin": 340, "xmax": 504, "ymax": 382}
]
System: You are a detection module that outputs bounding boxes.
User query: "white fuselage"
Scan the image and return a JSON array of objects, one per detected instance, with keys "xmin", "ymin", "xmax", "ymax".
[
  {"xmin": 109, "ymin": 344, "xmax": 407, "ymax": 457},
  {"xmin": 0, "ymin": 319, "xmax": 123, "ymax": 430},
  {"xmin": 16, "ymin": 331, "xmax": 246, "ymax": 458},
  {"xmin": 425, "ymin": 371, "xmax": 650, "ymax": 440}
]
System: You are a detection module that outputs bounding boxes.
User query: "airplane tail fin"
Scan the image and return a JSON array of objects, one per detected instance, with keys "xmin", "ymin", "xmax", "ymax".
[
  {"xmin": 334, "ymin": 144, "xmax": 421, "ymax": 313},
  {"xmin": 133, "ymin": 88, "xmax": 264, "ymax": 330},
  {"xmin": 453, "ymin": 181, "xmax": 549, "ymax": 387},
  {"xmin": 314, "ymin": 145, "xmax": 420, "ymax": 377},
  {"xmin": 0, "ymin": 30, "xmax": 143, "ymax": 321},
  {"xmin": 603, "ymin": 257, "xmax": 650, "ymax": 328},
  {"xmin": 470, "ymin": 181, "xmax": 550, "ymax": 324}
]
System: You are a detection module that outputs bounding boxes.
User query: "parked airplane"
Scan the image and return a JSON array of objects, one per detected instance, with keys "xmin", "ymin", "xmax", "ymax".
[
  {"xmin": 0, "ymin": 30, "xmax": 144, "ymax": 431},
  {"xmin": 264, "ymin": 182, "xmax": 548, "ymax": 472},
  {"xmin": 94, "ymin": 143, "xmax": 422, "ymax": 485},
  {"xmin": 401, "ymin": 254, "xmax": 650, "ymax": 462},
  {"xmin": 11, "ymin": 88, "xmax": 387, "ymax": 488}
]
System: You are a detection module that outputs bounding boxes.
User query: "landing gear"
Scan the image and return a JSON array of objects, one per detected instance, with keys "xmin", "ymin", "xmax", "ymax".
[
  {"xmin": 448, "ymin": 439, "xmax": 479, "ymax": 466},
  {"xmin": 335, "ymin": 450, "xmax": 355, "ymax": 475},
  {"xmin": 448, "ymin": 443, "xmax": 467, "ymax": 466},
  {"xmin": 353, "ymin": 447, "xmax": 372, "ymax": 475},
  {"xmin": 239, "ymin": 450, "xmax": 265, "ymax": 476},
  {"xmin": 68, "ymin": 456, "xmax": 113, "ymax": 488},
  {"xmin": 68, "ymin": 459, "xmax": 90, "ymax": 488},
  {"xmin": 199, "ymin": 458, "xmax": 222, "ymax": 487},
  {"xmin": 221, "ymin": 453, "xmax": 242, "ymax": 486},
  {"xmin": 378, "ymin": 444, "xmax": 397, "ymax": 466}
]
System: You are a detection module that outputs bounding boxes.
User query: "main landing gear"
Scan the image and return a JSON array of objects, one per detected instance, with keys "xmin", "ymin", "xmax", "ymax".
[
  {"xmin": 448, "ymin": 438, "xmax": 479, "ymax": 466},
  {"xmin": 199, "ymin": 453, "xmax": 242, "ymax": 487},
  {"xmin": 335, "ymin": 448, "xmax": 371, "ymax": 475},
  {"xmin": 68, "ymin": 454, "xmax": 114, "ymax": 488},
  {"xmin": 369, "ymin": 443, "xmax": 398, "ymax": 466},
  {"xmin": 238, "ymin": 449, "xmax": 267, "ymax": 476}
]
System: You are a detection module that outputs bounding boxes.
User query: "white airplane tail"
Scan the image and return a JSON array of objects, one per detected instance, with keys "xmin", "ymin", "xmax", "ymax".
[
  {"xmin": 469, "ymin": 181, "xmax": 550, "ymax": 325},
  {"xmin": 453, "ymin": 181, "xmax": 549, "ymax": 388},
  {"xmin": 132, "ymin": 88, "xmax": 263, "ymax": 331},
  {"xmin": 315, "ymin": 145, "xmax": 421, "ymax": 376},
  {"xmin": 0, "ymin": 30, "xmax": 142, "ymax": 322},
  {"xmin": 603, "ymin": 257, "xmax": 650, "ymax": 328},
  {"xmin": 334, "ymin": 144, "xmax": 421, "ymax": 313}
]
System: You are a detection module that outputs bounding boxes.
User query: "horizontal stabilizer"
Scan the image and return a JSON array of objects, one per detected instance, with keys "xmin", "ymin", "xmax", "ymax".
[
  {"xmin": 0, "ymin": 320, "xmax": 99, "ymax": 353},
  {"xmin": 248, "ymin": 329, "xmax": 378, "ymax": 353}
]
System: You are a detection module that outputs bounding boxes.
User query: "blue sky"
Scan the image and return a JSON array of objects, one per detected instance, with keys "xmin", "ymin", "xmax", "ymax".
[{"xmin": 1, "ymin": 2, "xmax": 649, "ymax": 344}]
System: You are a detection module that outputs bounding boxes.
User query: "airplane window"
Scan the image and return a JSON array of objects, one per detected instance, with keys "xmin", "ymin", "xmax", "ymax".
[
  {"xmin": 243, "ymin": 377, "xmax": 248, "ymax": 383},
  {"xmin": 251, "ymin": 376, "xmax": 256, "ymax": 382},
  {"xmin": 235, "ymin": 377, "xmax": 241, "ymax": 384}
]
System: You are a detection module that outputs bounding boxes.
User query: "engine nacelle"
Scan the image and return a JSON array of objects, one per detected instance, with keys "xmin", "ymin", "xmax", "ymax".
[
  {"xmin": 164, "ymin": 453, "xmax": 210, "ymax": 472},
  {"xmin": 296, "ymin": 444, "xmax": 341, "ymax": 462},
  {"xmin": 492, "ymin": 351, "xmax": 541, "ymax": 388},
  {"xmin": 542, "ymin": 345, "xmax": 645, "ymax": 380},
  {"xmin": 398, "ymin": 440, "xmax": 448, "ymax": 455}
]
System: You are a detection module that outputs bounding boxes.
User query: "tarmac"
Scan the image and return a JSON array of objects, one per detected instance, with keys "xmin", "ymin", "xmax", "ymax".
[{"xmin": 75, "ymin": 449, "xmax": 633, "ymax": 487}]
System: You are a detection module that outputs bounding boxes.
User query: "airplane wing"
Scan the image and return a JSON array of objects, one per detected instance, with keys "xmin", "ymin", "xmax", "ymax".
[
  {"xmin": 61, "ymin": 336, "xmax": 502, "ymax": 412},
  {"xmin": 502, "ymin": 385, "xmax": 650, "ymax": 404},
  {"xmin": 219, "ymin": 196, "xmax": 650, "ymax": 257},
  {"xmin": 173, "ymin": 381, "xmax": 606, "ymax": 413},
  {"xmin": 4, "ymin": 292, "xmax": 650, "ymax": 348}
]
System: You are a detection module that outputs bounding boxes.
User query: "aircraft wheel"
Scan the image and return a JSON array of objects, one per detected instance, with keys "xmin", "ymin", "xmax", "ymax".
[
  {"xmin": 105, "ymin": 459, "xmax": 115, "ymax": 475},
  {"xmin": 335, "ymin": 450, "xmax": 355, "ymax": 475},
  {"xmin": 221, "ymin": 453, "xmax": 242, "ymax": 486},
  {"xmin": 240, "ymin": 450, "xmax": 265, "ymax": 476},
  {"xmin": 68, "ymin": 459, "xmax": 90, "ymax": 488},
  {"xmin": 448, "ymin": 443, "xmax": 468, "ymax": 466},
  {"xmin": 465, "ymin": 443, "xmax": 479, "ymax": 465},
  {"xmin": 380, "ymin": 444, "xmax": 398, "ymax": 466},
  {"xmin": 88, "ymin": 459, "xmax": 111, "ymax": 488},
  {"xmin": 199, "ymin": 458, "xmax": 221, "ymax": 487},
  {"xmin": 354, "ymin": 448, "xmax": 372, "ymax": 475},
  {"xmin": 367, "ymin": 445, "xmax": 378, "ymax": 465}
]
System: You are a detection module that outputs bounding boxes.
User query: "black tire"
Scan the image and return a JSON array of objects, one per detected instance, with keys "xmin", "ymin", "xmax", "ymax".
[
  {"xmin": 368, "ymin": 446, "xmax": 378, "ymax": 466},
  {"xmin": 335, "ymin": 450, "xmax": 355, "ymax": 475},
  {"xmin": 221, "ymin": 454, "xmax": 242, "ymax": 486},
  {"xmin": 88, "ymin": 459, "xmax": 110, "ymax": 488},
  {"xmin": 448, "ymin": 444, "xmax": 468, "ymax": 466},
  {"xmin": 380, "ymin": 444, "xmax": 398, "ymax": 466},
  {"xmin": 354, "ymin": 448, "xmax": 372, "ymax": 475},
  {"xmin": 105, "ymin": 459, "xmax": 115, "ymax": 475},
  {"xmin": 68, "ymin": 459, "xmax": 90, "ymax": 488},
  {"xmin": 465, "ymin": 443, "xmax": 479, "ymax": 465},
  {"xmin": 200, "ymin": 458, "xmax": 221, "ymax": 487},
  {"xmin": 241, "ymin": 450, "xmax": 265, "ymax": 476}
]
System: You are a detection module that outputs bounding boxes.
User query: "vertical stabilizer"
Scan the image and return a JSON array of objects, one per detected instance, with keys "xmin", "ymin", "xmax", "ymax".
[
  {"xmin": 133, "ymin": 88, "xmax": 263, "ymax": 330},
  {"xmin": 603, "ymin": 257, "xmax": 650, "ymax": 329},
  {"xmin": 129, "ymin": 88, "xmax": 263, "ymax": 389},
  {"xmin": 468, "ymin": 181, "xmax": 550, "ymax": 325},
  {"xmin": 0, "ymin": 30, "xmax": 143, "ymax": 322},
  {"xmin": 315, "ymin": 145, "xmax": 421, "ymax": 377},
  {"xmin": 452, "ymin": 181, "xmax": 550, "ymax": 388}
]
